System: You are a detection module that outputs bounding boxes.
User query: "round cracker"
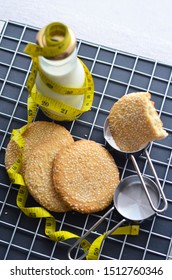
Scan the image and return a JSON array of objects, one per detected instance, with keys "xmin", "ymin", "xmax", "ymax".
[
  {"xmin": 5, "ymin": 121, "xmax": 74, "ymax": 175},
  {"xmin": 24, "ymin": 141, "xmax": 70, "ymax": 212},
  {"xmin": 53, "ymin": 140, "xmax": 119, "ymax": 214}
]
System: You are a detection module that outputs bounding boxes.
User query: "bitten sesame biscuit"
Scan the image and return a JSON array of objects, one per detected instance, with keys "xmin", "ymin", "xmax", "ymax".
[
  {"xmin": 53, "ymin": 140, "xmax": 119, "ymax": 214},
  {"xmin": 108, "ymin": 92, "xmax": 168, "ymax": 152},
  {"xmin": 24, "ymin": 141, "xmax": 71, "ymax": 212}
]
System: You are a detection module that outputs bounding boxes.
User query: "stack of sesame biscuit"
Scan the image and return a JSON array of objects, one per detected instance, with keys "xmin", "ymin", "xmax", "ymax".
[{"xmin": 5, "ymin": 121, "xmax": 119, "ymax": 214}]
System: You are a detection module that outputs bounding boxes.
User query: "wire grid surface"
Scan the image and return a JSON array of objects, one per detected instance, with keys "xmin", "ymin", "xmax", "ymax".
[{"xmin": 0, "ymin": 20, "xmax": 172, "ymax": 260}]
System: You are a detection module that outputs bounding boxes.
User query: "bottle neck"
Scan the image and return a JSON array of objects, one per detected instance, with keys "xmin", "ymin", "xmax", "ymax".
[{"xmin": 38, "ymin": 48, "xmax": 78, "ymax": 77}]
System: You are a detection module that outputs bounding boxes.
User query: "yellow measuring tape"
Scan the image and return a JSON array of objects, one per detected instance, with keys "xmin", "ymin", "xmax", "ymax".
[
  {"xmin": 6, "ymin": 22, "xmax": 140, "ymax": 259},
  {"xmin": 7, "ymin": 123, "xmax": 91, "ymax": 254},
  {"xmin": 86, "ymin": 225, "xmax": 139, "ymax": 260},
  {"xmin": 17, "ymin": 184, "xmax": 91, "ymax": 253},
  {"xmin": 24, "ymin": 22, "xmax": 94, "ymax": 121},
  {"xmin": 7, "ymin": 121, "xmax": 140, "ymax": 259},
  {"xmin": 24, "ymin": 22, "xmax": 71, "ymax": 58}
]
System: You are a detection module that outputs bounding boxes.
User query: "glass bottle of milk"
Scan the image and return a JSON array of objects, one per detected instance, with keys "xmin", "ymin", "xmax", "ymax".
[{"xmin": 35, "ymin": 22, "xmax": 85, "ymax": 120}]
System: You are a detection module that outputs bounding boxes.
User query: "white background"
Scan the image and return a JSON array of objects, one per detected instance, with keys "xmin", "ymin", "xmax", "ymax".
[{"xmin": 0, "ymin": 0, "xmax": 172, "ymax": 65}]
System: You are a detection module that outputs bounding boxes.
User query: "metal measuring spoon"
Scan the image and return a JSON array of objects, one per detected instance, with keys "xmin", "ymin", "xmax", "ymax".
[{"xmin": 68, "ymin": 174, "xmax": 161, "ymax": 260}]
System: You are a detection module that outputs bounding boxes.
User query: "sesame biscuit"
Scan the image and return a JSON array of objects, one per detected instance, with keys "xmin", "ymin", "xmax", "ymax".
[
  {"xmin": 108, "ymin": 92, "xmax": 168, "ymax": 152},
  {"xmin": 24, "ymin": 141, "xmax": 70, "ymax": 212},
  {"xmin": 53, "ymin": 140, "xmax": 119, "ymax": 214},
  {"xmin": 5, "ymin": 121, "xmax": 74, "ymax": 175}
]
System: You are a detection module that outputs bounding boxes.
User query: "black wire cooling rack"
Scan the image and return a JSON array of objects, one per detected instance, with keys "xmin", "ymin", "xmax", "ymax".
[{"xmin": 0, "ymin": 20, "xmax": 172, "ymax": 260}]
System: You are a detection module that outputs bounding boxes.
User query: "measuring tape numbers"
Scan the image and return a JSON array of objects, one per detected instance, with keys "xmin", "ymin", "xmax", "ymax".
[
  {"xmin": 25, "ymin": 57, "xmax": 94, "ymax": 121},
  {"xmin": 86, "ymin": 225, "xmax": 140, "ymax": 260}
]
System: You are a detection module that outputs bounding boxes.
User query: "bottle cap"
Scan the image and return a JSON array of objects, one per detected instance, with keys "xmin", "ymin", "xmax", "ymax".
[{"xmin": 36, "ymin": 22, "xmax": 76, "ymax": 60}]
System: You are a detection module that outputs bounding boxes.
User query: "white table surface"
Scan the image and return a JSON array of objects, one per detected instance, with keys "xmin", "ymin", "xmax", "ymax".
[{"xmin": 0, "ymin": 0, "xmax": 172, "ymax": 65}]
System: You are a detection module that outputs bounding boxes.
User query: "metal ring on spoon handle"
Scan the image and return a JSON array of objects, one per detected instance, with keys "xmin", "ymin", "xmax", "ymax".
[{"xmin": 144, "ymin": 149, "xmax": 168, "ymax": 212}]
